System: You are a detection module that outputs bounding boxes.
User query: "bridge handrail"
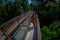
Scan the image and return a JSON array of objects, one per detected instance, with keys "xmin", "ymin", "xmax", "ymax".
[
  {"xmin": 0, "ymin": 11, "xmax": 32, "ymax": 35},
  {"xmin": 36, "ymin": 15, "xmax": 42, "ymax": 40},
  {"xmin": 0, "ymin": 11, "xmax": 29, "ymax": 28}
]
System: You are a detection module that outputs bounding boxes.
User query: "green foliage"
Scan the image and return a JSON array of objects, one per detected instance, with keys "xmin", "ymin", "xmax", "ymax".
[
  {"xmin": 0, "ymin": 0, "xmax": 27, "ymax": 25},
  {"xmin": 36, "ymin": 2, "xmax": 60, "ymax": 26},
  {"xmin": 42, "ymin": 21, "xmax": 60, "ymax": 40},
  {"xmin": 35, "ymin": 1, "xmax": 60, "ymax": 40},
  {"xmin": 0, "ymin": 0, "xmax": 2, "ymax": 3}
]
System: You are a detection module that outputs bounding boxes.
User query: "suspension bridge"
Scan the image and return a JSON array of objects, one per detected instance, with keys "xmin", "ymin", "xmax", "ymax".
[{"xmin": 0, "ymin": 11, "xmax": 42, "ymax": 40}]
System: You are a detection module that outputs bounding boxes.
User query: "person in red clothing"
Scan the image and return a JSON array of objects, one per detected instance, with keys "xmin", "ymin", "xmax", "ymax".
[{"xmin": 31, "ymin": 13, "xmax": 36, "ymax": 26}]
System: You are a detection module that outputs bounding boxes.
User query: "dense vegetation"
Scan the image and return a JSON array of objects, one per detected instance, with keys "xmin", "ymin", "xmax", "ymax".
[
  {"xmin": 0, "ymin": 0, "xmax": 60, "ymax": 40},
  {"xmin": 0, "ymin": 0, "xmax": 28, "ymax": 25},
  {"xmin": 35, "ymin": 1, "xmax": 60, "ymax": 40}
]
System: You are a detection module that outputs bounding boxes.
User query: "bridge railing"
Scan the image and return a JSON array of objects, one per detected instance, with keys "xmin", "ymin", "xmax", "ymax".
[
  {"xmin": 12, "ymin": 15, "xmax": 31, "ymax": 40},
  {"xmin": 0, "ymin": 11, "xmax": 42, "ymax": 40},
  {"xmin": 36, "ymin": 15, "xmax": 42, "ymax": 40},
  {"xmin": 0, "ymin": 11, "xmax": 32, "ymax": 40}
]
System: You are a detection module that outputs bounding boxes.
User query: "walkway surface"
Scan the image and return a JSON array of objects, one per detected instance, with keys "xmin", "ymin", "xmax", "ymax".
[{"xmin": 25, "ymin": 22, "xmax": 34, "ymax": 40}]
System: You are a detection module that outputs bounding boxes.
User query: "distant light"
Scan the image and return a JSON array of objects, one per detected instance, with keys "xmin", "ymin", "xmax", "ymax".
[
  {"xmin": 29, "ymin": 1, "xmax": 31, "ymax": 4},
  {"xmin": 27, "ymin": 0, "xmax": 32, "ymax": 4}
]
